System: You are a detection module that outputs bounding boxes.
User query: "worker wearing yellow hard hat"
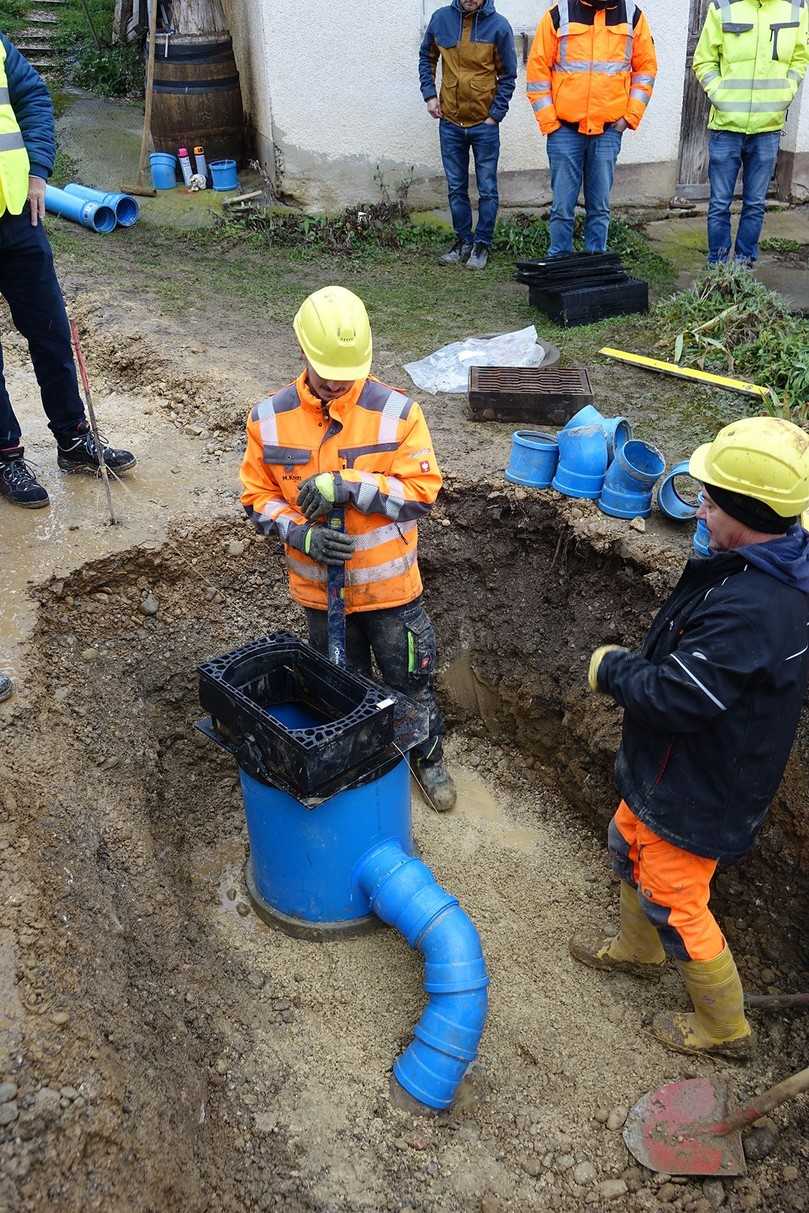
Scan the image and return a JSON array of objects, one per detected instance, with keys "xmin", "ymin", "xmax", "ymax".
[
  {"xmin": 240, "ymin": 286, "xmax": 457, "ymax": 812},
  {"xmin": 575, "ymin": 416, "xmax": 809, "ymax": 1059}
]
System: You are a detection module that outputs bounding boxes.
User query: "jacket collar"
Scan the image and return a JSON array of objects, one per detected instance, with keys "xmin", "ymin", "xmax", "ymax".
[{"xmin": 295, "ymin": 370, "xmax": 366, "ymax": 419}]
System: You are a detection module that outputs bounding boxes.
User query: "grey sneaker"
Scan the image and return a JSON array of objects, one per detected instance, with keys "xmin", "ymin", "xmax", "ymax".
[
  {"xmin": 466, "ymin": 243, "xmax": 489, "ymax": 270},
  {"xmin": 0, "ymin": 674, "xmax": 13, "ymax": 703},
  {"xmin": 439, "ymin": 239, "xmax": 472, "ymax": 266}
]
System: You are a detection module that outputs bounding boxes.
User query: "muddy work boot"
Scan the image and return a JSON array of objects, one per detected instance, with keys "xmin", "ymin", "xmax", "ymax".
[
  {"xmin": 415, "ymin": 758, "xmax": 457, "ymax": 813},
  {"xmin": 0, "ymin": 674, "xmax": 13, "ymax": 703},
  {"xmin": 652, "ymin": 944, "xmax": 753, "ymax": 1061},
  {"xmin": 0, "ymin": 448, "xmax": 49, "ymax": 508},
  {"xmin": 570, "ymin": 881, "xmax": 666, "ymax": 979},
  {"xmin": 57, "ymin": 425, "xmax": 137, "ymax": 476},
  {"xmin": 439, "ymin": 239, "xmax": 472, "ymax": 266},
  {"xmin": 465, "ymin": 243, "xmax": 490, "ymax": 271}
]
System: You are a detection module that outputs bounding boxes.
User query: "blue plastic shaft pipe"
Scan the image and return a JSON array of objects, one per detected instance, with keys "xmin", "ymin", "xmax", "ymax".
[
  {"xmin": 64, "ymin": 183, "xmax": 140, "ymax": 227},
  {"xmin": 44, "ymin": 185, "xmax": 117, "ymax": 234},
  {"xmin": 356, "ymin": 839, "xmax": 489, "ymax": 1110}
]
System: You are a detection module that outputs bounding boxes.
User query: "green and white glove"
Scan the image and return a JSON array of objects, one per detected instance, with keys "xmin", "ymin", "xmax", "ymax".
[
  {"xmin": 303, "ymin": 524, "xmax": 356, "ymax": 566},
  {"xmin": 298, "ymin": 473, "xmax": 347, "ymax": 520}
]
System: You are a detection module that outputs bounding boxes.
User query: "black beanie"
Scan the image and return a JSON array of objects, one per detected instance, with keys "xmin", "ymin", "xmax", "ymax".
[{"xmin": 705, "ymin": 483, "xmax": 796, "ymax": 535}]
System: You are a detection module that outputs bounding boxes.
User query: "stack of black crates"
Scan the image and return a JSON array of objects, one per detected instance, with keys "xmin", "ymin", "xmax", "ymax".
[{"xmin": 516, "ymin": 252, "xmax": 648, "ymax": 327}]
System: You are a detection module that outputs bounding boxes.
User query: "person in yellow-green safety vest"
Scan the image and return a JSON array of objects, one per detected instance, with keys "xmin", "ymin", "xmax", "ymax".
[
  {"xmin": 693, "ymin": 0, "xmax": 809, "ymax": 266},
  {"xmin": 0, "ymin": 34, "xmax": 136, "ymax": 511}
]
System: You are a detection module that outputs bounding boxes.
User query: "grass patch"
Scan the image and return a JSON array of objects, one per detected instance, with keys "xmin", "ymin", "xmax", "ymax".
[
  {"xmin": 55, "ymin": 0, "xmax": 143, "ymax": 98},
  {"xmin": 652, "ymin": 264, "xmax": 809, "ymax": 421}
]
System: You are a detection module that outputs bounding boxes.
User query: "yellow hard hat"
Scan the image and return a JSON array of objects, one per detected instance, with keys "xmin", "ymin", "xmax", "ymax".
[
  {"xmin": 689, "ymin": 416, "xmax": 809, "ymax": 518},
  {"xmin": 293, "ymin": 286, "xmax": 372, "ymax": 381}
]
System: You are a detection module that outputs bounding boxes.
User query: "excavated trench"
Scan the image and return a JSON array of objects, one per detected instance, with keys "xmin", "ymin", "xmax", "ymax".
[{"xmin": 3, "ymin": 489, "xmax": 809, "ymax": 1212}]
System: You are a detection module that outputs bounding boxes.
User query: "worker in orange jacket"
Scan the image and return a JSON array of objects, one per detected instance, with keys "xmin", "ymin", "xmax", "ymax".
[
  {"xmin": 526, "ymin": 1, "xmax": 657, "ymax": 258},
  {"xmin": 240, "ymin": 286, "xmax": 457, "ymax": 812}
]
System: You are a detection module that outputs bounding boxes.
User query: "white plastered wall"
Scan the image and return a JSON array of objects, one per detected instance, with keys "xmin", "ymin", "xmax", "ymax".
[{"xmin": 228, "ymin": 1, "xmax": 694, "ymax": 209}]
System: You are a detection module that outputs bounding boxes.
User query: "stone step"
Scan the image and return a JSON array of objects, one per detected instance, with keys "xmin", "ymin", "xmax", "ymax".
[
  {"xmin": 17, "ymin": 29, "xmax": 55, "ymax": 46},
  {"xmin": 27, "ymin": 10, "xmax": 60, "ymax": 24}
]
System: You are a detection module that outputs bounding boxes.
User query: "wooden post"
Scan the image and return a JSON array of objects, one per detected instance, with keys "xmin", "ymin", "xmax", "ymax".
[{"xmin": 170, "ymin": 0, "xmax": 227, "ymax": 33}]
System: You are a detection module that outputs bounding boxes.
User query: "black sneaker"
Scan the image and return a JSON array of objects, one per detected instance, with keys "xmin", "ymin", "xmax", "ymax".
[
  {"xmin": 57, "ymin": 426, "xmax": 137, "ymax": 476},
  {"xmin": 0, "ymin": 674, "xmax": 13, "ymax": 703},
  {"xmin": 0, "ymin": 448, "xmax": 50, "ymax": 509},
  {"xmin": 439, "ymin": 239, "xmax": 473, "ymax": 266},
  {"xmin": 466, "ymin": 243, "xmax": 489, "ymax": 271}
]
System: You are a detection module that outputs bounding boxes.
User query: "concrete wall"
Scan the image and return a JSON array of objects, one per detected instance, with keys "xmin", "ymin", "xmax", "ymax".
[{"xmin": 224, "ymin": 1, "xmax": 805, "ymax": 211}]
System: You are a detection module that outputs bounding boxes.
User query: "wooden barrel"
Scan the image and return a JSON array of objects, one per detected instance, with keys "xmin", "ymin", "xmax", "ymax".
[{"xmin": 150, "ymin": 32, "xmax": 245, "ymax": 165}]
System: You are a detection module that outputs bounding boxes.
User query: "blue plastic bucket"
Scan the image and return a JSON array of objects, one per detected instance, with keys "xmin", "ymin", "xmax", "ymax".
[
  {"xmin": 552, "ymin": 424, "xmax": 609, "ymax": 500},
  {"xmin": 150, "ymin": 152, "xmax": 177, "ymax": 190},
  {"xmin": 598, "ymin": 439, "xmax": 666, "ymax": 520},
  {"xmin": 659, "ymin": 459, "xmax": 701, "ymax": 521},
  {"xmin": 210, "ymin": 159, "xmax": 239, "ymax": 191},
  {"xmin": 505, "ymin": 431, "xmax": 559, "ymax": 489}
]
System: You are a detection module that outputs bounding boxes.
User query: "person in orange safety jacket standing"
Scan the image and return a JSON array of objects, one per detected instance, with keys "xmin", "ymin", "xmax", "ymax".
[
  {"xmin": 526, "ymin": 0, "xmax": 657, "ymax": 258},
  {"xmin": 240, "ymin": 285, "xmax": 457, "ymax": 812}
]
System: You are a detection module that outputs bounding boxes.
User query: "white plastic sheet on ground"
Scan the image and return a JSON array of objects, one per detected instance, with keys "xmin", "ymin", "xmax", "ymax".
[{"xmin": 404, "ymin": 325, "xmax": 548, "ymax": 395}]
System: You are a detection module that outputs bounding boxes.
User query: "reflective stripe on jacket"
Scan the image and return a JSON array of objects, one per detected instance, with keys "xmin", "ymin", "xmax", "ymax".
[
  {"xmin": 240, "ymin": 373, "xmax": 442, "ymax": 614},
  {"xmin": 419, "ymin": 0, "xmax": 518, "ymax": 126},
  {"xmin": 526, "ymin": 0, "xmax": 657, "ymax": 136},
  {"xmin": 0, "ymin": 42, "xmax": 31, "ymax": 217},
  {"xmin": 693, "ymin": 0, "xmax": 809, "ymax": 135}
]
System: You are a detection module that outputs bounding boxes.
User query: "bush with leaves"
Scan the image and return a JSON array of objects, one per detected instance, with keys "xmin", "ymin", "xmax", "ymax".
[
  {"xmin": 654, "ymin": 264, "xmax": 809, "ymax": 420},
  {"xmin": 54, "ymin": 0, "xmax": 143, "ymax": 98}
]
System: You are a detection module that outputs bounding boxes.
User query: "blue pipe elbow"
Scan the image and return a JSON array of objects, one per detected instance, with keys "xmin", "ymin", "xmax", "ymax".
[
  {"xmin": 356, "ymin": 840, "xmax": 489, "ymax": 1111},
  {"xmin": 552, "ymin": 423, "xmax": 609, "ymax": 500}
]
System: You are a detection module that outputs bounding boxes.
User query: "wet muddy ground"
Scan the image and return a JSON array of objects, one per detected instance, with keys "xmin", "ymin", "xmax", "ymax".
[{"xmin": 2, "ymin": 232, "xmax": 809, "ymax": 1212}]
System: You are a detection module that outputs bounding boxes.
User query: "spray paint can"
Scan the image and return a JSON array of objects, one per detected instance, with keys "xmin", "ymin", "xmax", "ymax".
[
  {"xmin": 178, "ymin": 147, "xmax": 194, "ymax": 188},
  {"xmin": 194, "ymin": 146, "xmax": 208, "ymax": 183}
]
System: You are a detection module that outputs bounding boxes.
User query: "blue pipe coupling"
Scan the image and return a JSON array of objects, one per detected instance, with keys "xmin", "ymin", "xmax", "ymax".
[
  {"xmin": 598, "ymin": 439, "xmax": 666, "ymax": 520},
  {"xmin": 356, "ymin": 840, "xmax": 489, "ymax": 1111},
  {"xmin": 552, "ymin": 423, "xmax": 609, "ymax": 500},
  {"xmin": 563, "ymin": 404, "xmax": 632, "ymax": 463},
  {"xmin": 44, "ymin": 185, "xmax": 117, "ymax": 234},
  {"xmin": 505, "ymin": 431, "xmax": 559, "ymax": 489},
  {"xmin": 693, "ymin": 493, "xmax": 712, "ymax": 557},
  {"xmin": 658, "ymin": 459, "xmax": 700, "ymax": 522},
  {"xmin": 65, "ymin": 183, "xmax": 140, "ymax": 227}
]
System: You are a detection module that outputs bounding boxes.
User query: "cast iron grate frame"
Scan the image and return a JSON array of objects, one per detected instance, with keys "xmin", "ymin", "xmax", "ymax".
[
  {"xmin": 198, "ymin": 632, "xmax": 398, "ymax": 796},
  {"xmin": 468, "ymin": 365, "xmax": 593, "ymax": 424}
]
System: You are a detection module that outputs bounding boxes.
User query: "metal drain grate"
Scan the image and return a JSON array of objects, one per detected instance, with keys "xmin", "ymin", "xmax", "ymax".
[{"xmin": 468, "ymin": 366, "xmax": 593, "ymax": 424}]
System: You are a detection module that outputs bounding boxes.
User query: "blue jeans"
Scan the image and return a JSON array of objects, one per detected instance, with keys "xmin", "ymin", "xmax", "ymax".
[
  {"xmin": 546, "ymin": 125, "xmax": 623, "ymax": 258},
  {"xmin": 707, "ymin": 130, "xmax": 781, "ymax": 264},
  {"xmin": 439, "ymin": 118, "xmax": 501, "ymax": 247},
  {"xmin": 0, "ymin": 207, "xmax": 86, "ymax": 449}
]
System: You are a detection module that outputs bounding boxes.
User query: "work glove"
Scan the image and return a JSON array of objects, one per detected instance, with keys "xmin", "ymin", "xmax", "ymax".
[
  {"xmin": 303, "ymin": 524, "xmax": 356, "ymax": 566},
  {"xmin": 298, "ymin": 473, "xmax": 347, "ymax": 520},
  {"xmin": 588, "ymin": 645, "xmax": 627, "ymax": 693}
]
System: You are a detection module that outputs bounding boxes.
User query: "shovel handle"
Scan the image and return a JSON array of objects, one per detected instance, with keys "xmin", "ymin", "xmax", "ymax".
[
  {"xmin": 745, "ymin": 992, "xmax": 809, "ymax": 1010},
  {"xmin": 710, "ymin": 1065, "xmax": 809, "ymax": 1136}
]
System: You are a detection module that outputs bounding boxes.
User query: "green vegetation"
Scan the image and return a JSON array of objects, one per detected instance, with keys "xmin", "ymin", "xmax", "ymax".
[
  {"xmin": 759, "ymin": 236, "xmax": 804, "ymax": 255},
  {"xmin": 55, "ymin": 0, "xmax": 143, "ymax": 98},
  {"xmin": 654, "ymin": 264, "xmax": 809, "ymax": 421},
  {"xmin": 0, "ymin": 0, "xmax": 27, "ymax": 38}
]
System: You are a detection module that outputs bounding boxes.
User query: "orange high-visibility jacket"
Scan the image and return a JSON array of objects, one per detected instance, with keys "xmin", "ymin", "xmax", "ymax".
[
  {"xmin": 526, "ymin": 0, "xmax": 657, "ymax": 136},
  {"xmin": 240, "ymin": 372, "xmax": 443, "ymax": 614}
]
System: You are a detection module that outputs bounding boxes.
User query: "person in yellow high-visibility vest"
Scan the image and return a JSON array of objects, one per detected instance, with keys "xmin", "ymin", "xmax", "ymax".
[
  {"xmin": 0, "ymin": 35, "xmax": 136, "ymax": 510},
  {"xmin": 693, "ymin": 0, "xmax": 809, "ymax": 266}
]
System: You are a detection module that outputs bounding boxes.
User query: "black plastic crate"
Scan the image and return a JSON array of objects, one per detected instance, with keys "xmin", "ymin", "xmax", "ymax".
[
  {"xmin": 517, "ymin": 252, "xmax": 621, "ymax": 276},
  {"xmin": 198, "ymin": 633, "xmax": 397, "ymax": 796},
  {"xmin": 528, "ymin": 278, "xmax": 649, "ymax": 327}
]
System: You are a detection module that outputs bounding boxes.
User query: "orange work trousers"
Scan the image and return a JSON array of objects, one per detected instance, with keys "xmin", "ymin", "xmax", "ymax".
[{"xmin": 608, "ymin": 801, "xmax": 725, "ymax": 963}]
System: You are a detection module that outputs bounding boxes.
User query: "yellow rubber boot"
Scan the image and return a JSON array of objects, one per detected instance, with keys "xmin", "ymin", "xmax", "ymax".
[
  {"xmin": 652, "ymin": 944, "xmax": 753, "ymax": 1060},
  {"xmin": 570, "ymin": 881, "xmax": 666, "ymax": 979}
]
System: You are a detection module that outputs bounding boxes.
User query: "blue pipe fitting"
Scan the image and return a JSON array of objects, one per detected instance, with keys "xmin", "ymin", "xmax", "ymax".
[
  {"xmin": 562, "ymin": 405, "xmax": 632, "ymax": 463},
  {"xmin": 693, "ymin": 494, "xmax": 712, "ymax": 557},
  {"xmin": 356, "ymin": 840, "xmax": 489, "ymax": 1110},
  {"xmin": 598, "ymin": 439, "xmax": 666, "ymax": 520},
  {"xmin": 658, "ymin": 459, "xmax": 700, "ymax": 521},
  {"xmin": 44, "ymin": 185, "xmax": 117, "ymax": 234},
  {"xmin": 552, "ymin": 423, "xmax": 609, "ymax": 500},
  {"xmin": 505, "ymin": 431, "xmax": 559, "ymax": 489},
  {"xmin": 65, "ymin": 183, "xmax": 140, "ymax": 227}
]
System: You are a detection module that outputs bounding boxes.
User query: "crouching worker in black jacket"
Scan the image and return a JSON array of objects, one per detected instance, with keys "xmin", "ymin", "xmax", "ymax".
[{"xmin": 572, "ymin": 416, "xmax": 809, "ymax": 1060}]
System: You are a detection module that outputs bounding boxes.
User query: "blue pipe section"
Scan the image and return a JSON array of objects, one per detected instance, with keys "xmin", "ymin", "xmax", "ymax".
[
  {"xmin": 658, "ymin": 459, "xmax": 699, "ymax": 521},
  {"xmin": 552, "ymin": 423, "xmax": 608, "ymax": 499},
  {"xmin": 356, "ymin": 840, "xmax": 489, "ymax": 1110},
  {"xmin": 65, "ymin": 183, "xmax": 140, "ymax": 227},
  {"xmin": 44, "ymin": 185, "xmax": 117, "ymax": 234},
  {"xmin": 505, "ymin": 430, "xmax": 559, "ymax": 488}
]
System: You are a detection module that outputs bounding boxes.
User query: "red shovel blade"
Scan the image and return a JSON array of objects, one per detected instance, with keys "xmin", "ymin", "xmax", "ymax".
[{"xmin": 623, "ymin": 1077, "xmax": 746, "ymax": 1178}]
